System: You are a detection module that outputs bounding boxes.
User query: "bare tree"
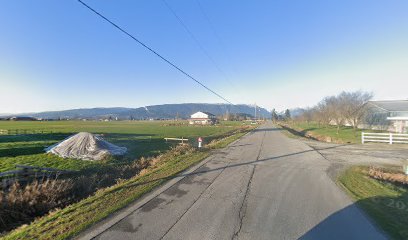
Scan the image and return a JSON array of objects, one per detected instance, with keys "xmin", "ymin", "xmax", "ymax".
[
  {"xmin": 364, "ymin": 109, "xmax": 389, "ymax": 130},
  {"xmin": 295, "ymin": 90, "xmax": 373, "ymax": 134},
  {"xmin": 340, "ymin": 91, "xmax": 373, "ymax": 131},
  {"xmin": 313, "ymin": 101, "xmax": 331, "ymax": 127},
  {"xmin": 324, "ymin": 96, "xmax": 346, "ymax": 134}
]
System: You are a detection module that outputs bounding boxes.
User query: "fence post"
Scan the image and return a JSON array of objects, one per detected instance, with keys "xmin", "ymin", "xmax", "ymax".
[
  {"xmin": 362, "ymin": 132, "xmax": 365, "ymax": 144},
  {"xmin": 390, "ymin": 133, "xmax": 393, "ymax": 145}
]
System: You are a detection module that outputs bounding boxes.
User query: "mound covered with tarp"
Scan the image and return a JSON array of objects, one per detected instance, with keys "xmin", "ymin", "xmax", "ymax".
[{"xmin": 45, "ymin": 132, "xmax": 127, "ymax": 160}]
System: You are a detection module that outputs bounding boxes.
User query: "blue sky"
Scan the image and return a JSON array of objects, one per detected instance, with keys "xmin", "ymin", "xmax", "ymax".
[{"xmin": 1, "ymin": 0, "xmax": 407, "ymax": 113}]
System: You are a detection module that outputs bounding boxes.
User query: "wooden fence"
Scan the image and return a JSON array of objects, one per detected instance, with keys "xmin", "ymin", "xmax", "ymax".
[
  {"xmin": 362, "ymin": 132, "xmax": 408, "ymax": 144},
  {"xmin": 0, "ymin": 129, "xmax": 54, "ymax": 135},
  {"xmin": 164, "ymin": 137, "xmax": 189, "ymax": 144}
]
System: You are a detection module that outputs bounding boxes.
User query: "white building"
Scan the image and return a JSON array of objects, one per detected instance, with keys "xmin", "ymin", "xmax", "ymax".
[
  {"xmin": 189, "ymin": 111, "xmax": 217, "ymax": 125},
  {"xmin": 366, "ymin": 100, "xmax": 408, "ymax": 133}
]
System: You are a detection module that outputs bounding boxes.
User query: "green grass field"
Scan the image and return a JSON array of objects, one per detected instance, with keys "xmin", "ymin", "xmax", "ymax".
[
  {"xmin": 0, "ymin": 120, "xmax": 244, "ymax": 173},
  {"xmin": 279, "ymin": 121, "xmax": 384, "ymax": 144},
  {"xmin": 339, "ymin": 166, "xmax": 408, "ymax": 240},
  {"xmin": 0, "ymin": 122, "xmax": 252, "ymax": 240}
]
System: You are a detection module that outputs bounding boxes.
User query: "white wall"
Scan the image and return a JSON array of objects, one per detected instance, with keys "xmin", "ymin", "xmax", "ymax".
[{"xmin": 191, "ymin": 112, "xmax": 209, "ymax": 119}]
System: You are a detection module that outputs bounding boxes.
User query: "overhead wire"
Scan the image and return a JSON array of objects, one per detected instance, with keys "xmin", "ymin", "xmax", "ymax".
[
  {"xmin": 77, "ymin": 0, "xmax": 233, "ymax": 105},
  {"xmin": 194, "ymin": 0, "xmax": 252, "ymax": 108},
  {"xmin": 195, "ymin": 0, "xmax": 232, "ymax": 62},
  {"xmin": 161, "ymin": 0, "xmax": 235, "ymax": 90}
]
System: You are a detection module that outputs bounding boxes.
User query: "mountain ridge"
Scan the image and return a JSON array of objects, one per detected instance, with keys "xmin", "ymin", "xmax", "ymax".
[{"xmin": 6, "ymin": 103, "xmax": 270, "ymax": 120}]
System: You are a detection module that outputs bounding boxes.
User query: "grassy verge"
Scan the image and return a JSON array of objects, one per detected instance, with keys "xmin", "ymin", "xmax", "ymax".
[
  {"xmin": 338, "ymin": 166, "xmax": 408, "ymax": 239},
  {"xmin": 278, "ymin": 121, "xmax": 383, "ymax": 144},
  {"xmin": 0, "ymin": 128, "xmax": 251, "ymax": 240}
]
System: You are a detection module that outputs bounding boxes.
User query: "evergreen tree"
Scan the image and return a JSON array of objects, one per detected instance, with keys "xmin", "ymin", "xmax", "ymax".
[
  {"xmin": 271, "ymin": 109, "xmax": 278, "ymax": 122},
  {"xmin": 285, "ymin": 109, "xmax": 291, "ymax": 120}
]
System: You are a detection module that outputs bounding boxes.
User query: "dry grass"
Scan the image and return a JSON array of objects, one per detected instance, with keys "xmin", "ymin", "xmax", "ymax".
[
  {"xmin": 0, "ymin": 179, "xmax": 74, "ymax": 231},
  {"xmin": 368, "ymin": 166, "xmax": 408, "ymax": 185},
  {"xmin": 0, "ymin": 145, "xmax": 191, "ymax": 232}
]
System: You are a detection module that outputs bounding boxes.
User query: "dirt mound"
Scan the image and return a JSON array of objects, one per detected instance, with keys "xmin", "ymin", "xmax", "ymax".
[{"xmin": 45, "ymin": 132, "xmax": 127, "ymax": 160}]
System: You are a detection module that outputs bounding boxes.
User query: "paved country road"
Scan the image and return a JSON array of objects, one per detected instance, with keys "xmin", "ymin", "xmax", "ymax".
[{"xmin": 79, "ymin": 122, "xmax": 387, "ymax": 240}]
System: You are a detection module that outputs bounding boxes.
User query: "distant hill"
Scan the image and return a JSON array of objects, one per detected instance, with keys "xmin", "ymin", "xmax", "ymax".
[{"xmin": 15, "ymin": 103, "xmax": 270, "ymax": 120}]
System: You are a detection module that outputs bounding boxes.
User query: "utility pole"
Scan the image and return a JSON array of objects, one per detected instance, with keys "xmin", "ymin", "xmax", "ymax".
[{"xmin": 254, "ymin": 103, "xmax": 257, "ymax": 120}]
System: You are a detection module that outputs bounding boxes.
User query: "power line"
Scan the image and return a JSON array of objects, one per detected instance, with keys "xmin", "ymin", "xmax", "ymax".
[
  {"xmin": 194, "ymin": 0, "xmax": 251, "ymax": 105},
  {"xmin": 77, "ymin": 0, "xmax": 233, "ymax": 105},
  {"xmin": 195, "ymin": 0, "xmax": 230, "ymax": 59},
  {"xmin": 161, "ymin": 0, "xmax": 233, "ymax": 88},
  {"xmin": 161, "ymin": 0, "xmax": 239, "ymax": 116}
]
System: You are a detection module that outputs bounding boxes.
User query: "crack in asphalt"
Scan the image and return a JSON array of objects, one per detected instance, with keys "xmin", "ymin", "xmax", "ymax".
[
  {"xmin": 232, "ymin": 164, "xmax": 256, "ymax": 240},
  {"xmin": 159, "ymin": 142, "xmax": 244, "ymax": 240},
  {"xmin": 232, "ymin": 131, "xmax": 266, "ymax": 240}
]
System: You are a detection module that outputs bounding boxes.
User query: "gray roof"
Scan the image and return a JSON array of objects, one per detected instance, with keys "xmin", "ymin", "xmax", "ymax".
[
  {"xmin": 201, "ymin": 111, "xmax": 215, "ymax": 116},
  {"xmin": 369, "ymin": 100, "xmax": 408, "ymax": 112}
]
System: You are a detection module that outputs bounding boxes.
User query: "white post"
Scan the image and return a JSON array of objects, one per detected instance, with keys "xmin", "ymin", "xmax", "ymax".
[
  {"xmin": 389, "ymin": 133, "xmax": 393, "ymax": 145},
  {"xmin": 362, "ymin": 132, "xmax": 365, "ymax": 144},
  {"xmin": 405, "ymin": 160, "xmax": 408, "ymax": 175},
  {"xmin": 198, "ymin": 137, "xmax": 202, "ymax": 148},
  {"xmin": 254, "ymin": 103, "xmax": 257, "ymax": 120}
]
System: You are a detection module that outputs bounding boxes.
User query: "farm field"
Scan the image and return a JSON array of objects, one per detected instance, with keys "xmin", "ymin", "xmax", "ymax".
[
  {"xmin": 0, "ymin": 120, "xmax": 254, "ymax": 238},
  {"xmin": 0, "ymin": 120, "xmax": 244, "ymax": 173}
]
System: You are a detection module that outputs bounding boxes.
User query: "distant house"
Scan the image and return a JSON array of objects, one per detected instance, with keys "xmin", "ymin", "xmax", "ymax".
[
  {"xmin": 189, "ymin": 111, "xmax": 217, "ymax": 125},
  {"xmin": 7, "ymin": 116, "xmax": 38, "ymax": 121},
  {"xmin": 366, "ymin": 100, "xmax": 408, "ymax": 133}
]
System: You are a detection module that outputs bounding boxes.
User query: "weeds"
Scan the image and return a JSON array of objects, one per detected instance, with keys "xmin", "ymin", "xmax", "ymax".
[
  {"xmin": 368, "ymin": 166, "xmax": 408, "ymax": 186},
  {"xmin": 0, "ymin": 179, "xmax": 74, "ymax": 231},
  {"xmin": 0, "ymin": 144, "xmax": 194, "ymax": 233}
]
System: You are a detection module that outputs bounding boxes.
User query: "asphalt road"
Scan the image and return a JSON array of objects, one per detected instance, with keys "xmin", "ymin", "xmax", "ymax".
[{"xmin": 83, "ymin": 122, "xmax": 387, "ymax": 240}]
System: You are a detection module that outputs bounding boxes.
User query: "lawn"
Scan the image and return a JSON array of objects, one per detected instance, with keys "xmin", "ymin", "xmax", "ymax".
[
  {"xmin": 279, "ymin": 121, "xmax": 383, "ymax": 144},
  {"xmin": 339, "ymin": 166, "xmax": 408, "ymax": 240},
  {"xmin": 0, "ymin": 120, "xmax": 242, "ymax": 173}
]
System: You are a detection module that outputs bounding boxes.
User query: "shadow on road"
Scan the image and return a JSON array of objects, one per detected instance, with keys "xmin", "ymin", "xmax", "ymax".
[
  {"xmin": 300, "ymin": 193, "xmax": 408, "ymax": 240},
  {"xmin": 251, "ymin": 128, "xmax": 283, "ymax": 132},
  {"xmin": 279, "ymin": 125, "xmax": 319, "ymax": 140},
  {"xmin": 112, "ymin": 143, "xmax": 347, "ymax": 195}
]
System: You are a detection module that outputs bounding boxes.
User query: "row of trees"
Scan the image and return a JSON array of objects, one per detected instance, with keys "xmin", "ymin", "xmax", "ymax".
[{"xmin": 294, "ymin": 90, "xmax": 373, "ymax": 133}]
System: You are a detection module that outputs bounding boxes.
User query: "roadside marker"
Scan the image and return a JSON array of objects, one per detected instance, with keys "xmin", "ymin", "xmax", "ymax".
[{"xmin": 198, "ymin": 137, "xmax": 203, "ymax": 148}]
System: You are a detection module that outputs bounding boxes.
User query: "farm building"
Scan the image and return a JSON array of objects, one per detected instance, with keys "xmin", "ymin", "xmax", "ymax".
[
  {"xmin": 365, "ymin": 100, "xmax": 408, "ymax": 133},
  {"xmin": 7, "ymin": 116, "xmax": 38, "ymax": 121},
  {"xmin": 189, "ymin": 111, "xmax": 217, "ymax": 125}
]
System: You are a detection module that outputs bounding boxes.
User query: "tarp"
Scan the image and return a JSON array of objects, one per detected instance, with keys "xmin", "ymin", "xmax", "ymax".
[{"xmin": 45, "ymin": 132, "xmax": 127, "ymax": 160}]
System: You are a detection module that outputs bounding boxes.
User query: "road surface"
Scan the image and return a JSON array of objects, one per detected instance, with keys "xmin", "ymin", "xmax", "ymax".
[{"xmin": 82, "ymin": 122, "xmax": 387, "ymax": 240}]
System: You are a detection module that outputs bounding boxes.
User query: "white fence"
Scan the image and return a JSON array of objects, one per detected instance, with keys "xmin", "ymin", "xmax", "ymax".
[{"xmin": 362, "ymin": 132, "xmax": 408, "ymax": 144}]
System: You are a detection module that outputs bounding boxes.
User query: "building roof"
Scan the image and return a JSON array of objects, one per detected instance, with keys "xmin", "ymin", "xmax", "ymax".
[
  {"xmin": 368, "ymin": 100, "xmax": 408, "ymax": 112},
  {"xmin": 191, "ymin": 111, "xmax": 215, "ymax": 117},
  {"xmin": 201, "ymin": 111, "xmax": 215, "ymax": 116}
]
